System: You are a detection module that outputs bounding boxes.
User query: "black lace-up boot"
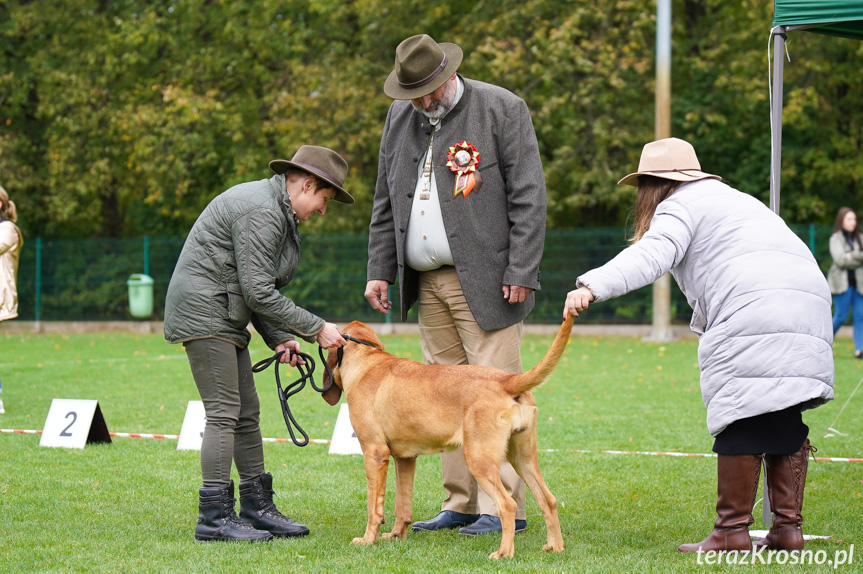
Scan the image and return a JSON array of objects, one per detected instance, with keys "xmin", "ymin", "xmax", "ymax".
[
  {"xmin": 239, "ymin": 472, "xmax": 310, "ymax": 538},
  {"xmin": 195, "ymin": 480, "xmax": 273, "ymax": 542}
]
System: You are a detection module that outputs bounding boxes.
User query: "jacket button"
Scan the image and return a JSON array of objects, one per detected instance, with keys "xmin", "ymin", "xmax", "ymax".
[
  {"xmin": 399, "ymin": 227, "xmax": 405, "ymax": 233},
  {"xmin": 407, "ymin": 192, "xmax": 414, "ymax": 198}
]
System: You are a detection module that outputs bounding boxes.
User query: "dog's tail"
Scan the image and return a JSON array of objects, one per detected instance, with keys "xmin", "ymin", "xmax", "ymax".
[{"xmin": 503, "ymin": 315, "xmax": 573, "ymax": 396}]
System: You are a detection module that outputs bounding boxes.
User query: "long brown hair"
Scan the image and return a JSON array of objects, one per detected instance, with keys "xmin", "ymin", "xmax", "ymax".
[
  {"xmin": 833, "ymin": 206, "xmax": 863, "ymax": 249},
  {"xmin": 0, "ymin": 185, "xmax": 17, "ymax": 223},
  {"xmin": 628, "ymin": 175, "xmax": 682, "ymax": 243}
]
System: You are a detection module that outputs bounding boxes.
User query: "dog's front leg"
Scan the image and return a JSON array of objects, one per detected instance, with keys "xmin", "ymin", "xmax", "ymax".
[
  {"xmin": 352, "ymin": 447, "xmax": 389, "ymax": 545},
  {"xmin": 383, "ymin": 456, "xmax": 416, "ymax": 540}
]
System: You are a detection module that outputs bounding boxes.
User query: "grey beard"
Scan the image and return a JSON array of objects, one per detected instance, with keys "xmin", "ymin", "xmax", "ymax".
[
  {"xmin": 412, "ymin": 100, "xmax": 449, "ymax": 120},
  {"xmin": 412, "ymin": 80, "xmax": 458, "ymax": 120}
]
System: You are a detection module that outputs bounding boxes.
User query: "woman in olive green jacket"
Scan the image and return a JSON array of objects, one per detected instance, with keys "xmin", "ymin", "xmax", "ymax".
[
  {"xmin": 827, "ymin": 207, "xmax": 863, "ymax": 358},
  {"xmin": 165, "ymin": 146, "xmax": 353, "ymax": 542}
]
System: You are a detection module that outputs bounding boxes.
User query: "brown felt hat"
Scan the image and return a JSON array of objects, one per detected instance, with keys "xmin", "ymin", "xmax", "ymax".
[
  {"xmin": 618, "ymin": 138, "xmax": 721, "ymax": 187},
  {"xmin": 383, "ymin": 34, "xmax": 463, "ymax": 100},
  {"xmin": 269, "ymin": 145, "xmax": 354, "ymax": 203}
]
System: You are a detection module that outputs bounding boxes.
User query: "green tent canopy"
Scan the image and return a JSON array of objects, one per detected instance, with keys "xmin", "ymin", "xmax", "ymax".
[
  {"xmin": 769, "ymin": 1, "xmax": 863, "ymax": 214},
  {"xmin": 773, "ymin": 0, "xmax": 863, "ymax": 40}
]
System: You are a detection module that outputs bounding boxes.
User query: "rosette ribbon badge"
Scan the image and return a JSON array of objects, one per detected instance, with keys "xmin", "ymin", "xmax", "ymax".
[{"xmin": 446, "ymin": 141, "xmax": 480, "ymax": 198}]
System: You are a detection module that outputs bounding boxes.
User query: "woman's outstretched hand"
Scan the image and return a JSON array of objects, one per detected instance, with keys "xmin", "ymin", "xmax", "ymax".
[{"xmin": 564, "ymin": 286, "xmax": 595, "ymax": 319}]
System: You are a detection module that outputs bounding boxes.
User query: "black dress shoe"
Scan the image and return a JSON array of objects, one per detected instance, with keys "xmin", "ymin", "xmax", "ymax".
[
  {"xmin": 411, "ymin": 510, "xmax": 480, "ymax": 532},
  {"xmin": 458, "ymin": 514, "xmax": 527, "ymax": 536}
]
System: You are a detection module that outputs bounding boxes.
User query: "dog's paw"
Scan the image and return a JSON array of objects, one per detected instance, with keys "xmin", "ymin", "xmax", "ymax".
[
  {"xmin": 542, "ymin": 542, "xmax": 564, "ymax": 552},
  {"xmin": 381, "ymin": 532, "xmax": 405, "ymax": 541},
  {"xmin": 351, "ymin": 536, "xmax": 375, "ymax": 545},
  {"xmin": 489, "ymin": 549, "xmax": 514, "ymax": 560}
]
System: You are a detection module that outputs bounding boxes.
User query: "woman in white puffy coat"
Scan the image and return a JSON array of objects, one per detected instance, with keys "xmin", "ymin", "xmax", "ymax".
[
  {"xmin": 0, "ymin": 185, "xmax": 23, "ymax": 415},
  {"xmin": 0, "ymin": 186, "xmax": 22, "ymax": 323},
  {"xmin": 564, "ymin": 138, "xmax": 834, "ymax": 553}
]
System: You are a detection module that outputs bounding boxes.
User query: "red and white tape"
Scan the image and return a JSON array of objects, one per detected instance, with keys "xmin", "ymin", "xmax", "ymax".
[
  {"xmin": 112, "ymin": 432, "xmax": 179, "ymax": 440},
  {"xmin": 3, "ymin": 428, "xmax": 861, "ymax": 462}
]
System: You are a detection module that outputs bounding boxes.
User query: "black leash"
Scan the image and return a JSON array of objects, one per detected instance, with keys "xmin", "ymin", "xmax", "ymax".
[{"xmin": 251, "ymin": 334, "xmax": 375, "ymax": 447}]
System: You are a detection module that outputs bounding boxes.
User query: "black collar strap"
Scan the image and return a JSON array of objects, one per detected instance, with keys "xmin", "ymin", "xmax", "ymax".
[{"xmin": 337, "ymin": 334, "xmax": 376, "ymax": 366}]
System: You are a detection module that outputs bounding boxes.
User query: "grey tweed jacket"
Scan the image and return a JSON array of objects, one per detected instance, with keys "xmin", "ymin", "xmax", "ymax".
[{"xmin": 367, "ymin": 77, "xmax": 547, "ymax": 331}]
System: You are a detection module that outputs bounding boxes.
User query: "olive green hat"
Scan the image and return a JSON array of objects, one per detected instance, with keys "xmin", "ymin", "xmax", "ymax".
[
  {"xmin": 384, "ymin": 34, "xmax": 463, "ymax": 100},
  {"xmin": 269, "ymin": 145, "xmax": 353, "ymax": 203}
]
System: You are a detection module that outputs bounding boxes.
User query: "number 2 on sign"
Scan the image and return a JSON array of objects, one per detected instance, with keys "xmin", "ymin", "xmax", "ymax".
[{"xmin": 60, "ymin": 411, "xmax": 78, "ymax": 437}]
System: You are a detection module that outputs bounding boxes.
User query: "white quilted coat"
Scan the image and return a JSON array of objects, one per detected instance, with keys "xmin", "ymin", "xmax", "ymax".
[{"xmin": 577, "ymin": 179, "xmax": 834, "ymax": 436}]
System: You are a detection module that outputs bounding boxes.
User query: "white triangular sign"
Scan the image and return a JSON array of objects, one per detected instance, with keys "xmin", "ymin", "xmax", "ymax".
[
  {"xmin": 39, "ymin": 399, "xmax": 111, "ymax": 449},
  {"xmin": 328, "ymin": 403, "xmax": 363, "ymax": 455},
  {"xmin": 177, "ymin": 400, "xmax": 206, "ymax": 451}
]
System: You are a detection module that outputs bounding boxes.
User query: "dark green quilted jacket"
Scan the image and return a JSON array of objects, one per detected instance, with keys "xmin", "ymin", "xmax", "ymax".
[{"xmin": 164, "ymin": 174, "xmax": 325, "ymax": 349}]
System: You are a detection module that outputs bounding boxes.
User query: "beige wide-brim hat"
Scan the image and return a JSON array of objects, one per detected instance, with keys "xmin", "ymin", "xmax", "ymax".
[
  {"xmin": 269, "ymin": 145, "xmax": 354, "ymax": 204},
  {"xmin": 383, "ymin": 34, "xmax": 463, "ymax": 100},
  {"xmin": 618, "ymin": 137, "xmax": 722, "ymax": 187}
]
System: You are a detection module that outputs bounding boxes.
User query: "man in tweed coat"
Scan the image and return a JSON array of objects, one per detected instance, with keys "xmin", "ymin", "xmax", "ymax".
[{"xmin": 364, "ymin": 34, "xmax": 547, "ymax": 536}]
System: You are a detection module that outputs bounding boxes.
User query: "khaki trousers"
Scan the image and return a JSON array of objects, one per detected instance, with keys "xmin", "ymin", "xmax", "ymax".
[{"xmin": 417, "ymin": 266, "xmax": 526, "ymax": 519}]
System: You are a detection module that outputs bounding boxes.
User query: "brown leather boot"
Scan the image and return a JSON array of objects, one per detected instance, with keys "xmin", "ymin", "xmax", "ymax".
[
  {"xmin": 677, "ymin": 453, "xmax": 762, "ymax": 552},
  {"xmin": 753, "ymin": 439, "xmax": 814, "ymax": 550}
]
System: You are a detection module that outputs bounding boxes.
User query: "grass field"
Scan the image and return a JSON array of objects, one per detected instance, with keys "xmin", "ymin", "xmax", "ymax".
[{"xmin": 1, "ymin": 328, "xmax": 861, "ymax": 573}]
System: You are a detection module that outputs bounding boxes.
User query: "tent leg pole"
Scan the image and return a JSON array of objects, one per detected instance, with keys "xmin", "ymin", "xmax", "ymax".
[
  {"xmin": 646, "ymin": 0, "xmax": 674, "ymax": 342},
  {"xmin": 770, "ymin": 27, "xmax": 786, "ymax": 215}
]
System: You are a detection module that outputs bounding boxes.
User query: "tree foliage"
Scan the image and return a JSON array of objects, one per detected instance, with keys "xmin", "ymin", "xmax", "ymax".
[{"xmin": 1, "ymin": 0, "xmax": 861, "ymax": 239}]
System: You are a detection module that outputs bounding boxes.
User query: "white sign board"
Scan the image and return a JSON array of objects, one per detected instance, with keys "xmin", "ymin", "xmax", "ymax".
[
  {"xmin": 40, "ymin": 399, "xmax": 111, "ymax": 449},
  {"xmin": 177, "ymin": 400, "xmax": 207, "ymax": 451},
  {"xmin": 328, "ymin": 403, "xmax": 363, "ymax": 455}
]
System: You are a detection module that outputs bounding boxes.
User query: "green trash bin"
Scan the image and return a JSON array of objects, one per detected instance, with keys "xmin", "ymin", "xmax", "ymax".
[{"xmin": 127, "ymin": 274, "xmax": 154, "ymax": 318}]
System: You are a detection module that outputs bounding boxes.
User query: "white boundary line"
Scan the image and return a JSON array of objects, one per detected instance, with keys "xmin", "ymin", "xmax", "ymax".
[
  {"xmin": 0, "ymin": 355, "xmax": 188, "ymax": 368},
  {"xmin": 3, "ymin": 428, "xmax": 862, "ymax": 462}
]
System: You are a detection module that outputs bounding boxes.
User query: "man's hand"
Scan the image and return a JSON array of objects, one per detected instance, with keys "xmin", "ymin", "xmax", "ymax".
[
  {"xmin": 316, "ymin": 322, "xmax": 347, "ymax": 350},
  {"xmin": 564, "ymin": 286, "xmax": 595, "ymax": 319},
  {"xmin": 503, "ymin": 285, "xmax": 533, "ymax": 304},
  {"xmin": 274, "ymin": 341, "xmax": 305, "ymax": 367},
  {"xmin": 364, "ymin": 280, "xmax": 393, "ymax": 315}
]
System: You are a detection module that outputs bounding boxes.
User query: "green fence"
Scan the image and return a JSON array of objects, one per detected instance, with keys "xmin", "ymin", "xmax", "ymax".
[{"xmin": 13, "ymin": 225, "xmax": 834, "ymax": 324}]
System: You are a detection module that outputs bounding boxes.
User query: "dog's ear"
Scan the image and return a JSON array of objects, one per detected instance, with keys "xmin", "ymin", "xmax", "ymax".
[
  {"xmin": 322, "ymin": 382, "xmax": 342, "ymax": 406},
  {"xmin": 356, "ymin": 322, "xmax": 385, "ymax": 351},
  {"xmin": 321, "ymin": 349, "xmax": 343, "ymax": 406}
]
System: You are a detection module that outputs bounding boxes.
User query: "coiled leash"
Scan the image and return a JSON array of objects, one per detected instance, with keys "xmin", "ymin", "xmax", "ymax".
[{"xmin": 251, "ymin": 335, "xmax": 375, "ymax": 447}]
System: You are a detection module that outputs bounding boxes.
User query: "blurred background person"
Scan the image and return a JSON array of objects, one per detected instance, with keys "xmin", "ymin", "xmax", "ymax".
[
  {"xmin": 0, "ymin": 185, "xmax": 23, "ymax": 414},
  {"xmin": 827, "ymin": 206, "xmax": 863, "ymax": 358}
]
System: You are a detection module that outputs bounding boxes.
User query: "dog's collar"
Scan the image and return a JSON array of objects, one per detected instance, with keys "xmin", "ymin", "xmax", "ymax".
[
  {"xmin": 337, "ymin": 333, "xmax": 376, "ymax": 367},
  {"xmin": 342, "ymin": 334, "xmax": 376, "ymax": 347}
]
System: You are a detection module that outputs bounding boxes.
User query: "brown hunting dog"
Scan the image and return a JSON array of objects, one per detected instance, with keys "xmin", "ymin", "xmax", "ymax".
[{"xmin": 321, "ymin": 316, "xmax": 572, "ymax": 559}]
